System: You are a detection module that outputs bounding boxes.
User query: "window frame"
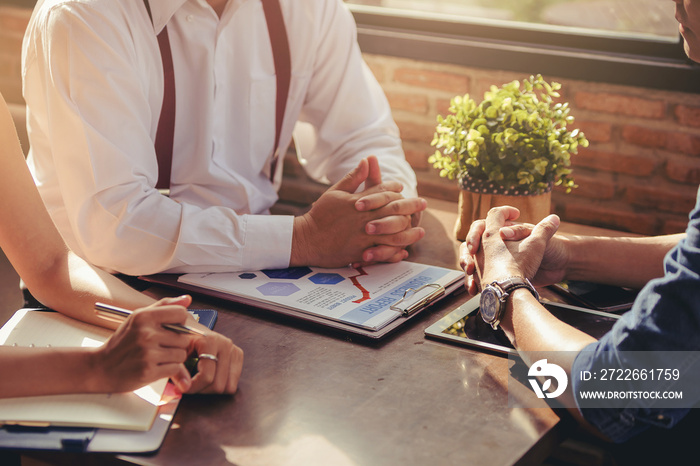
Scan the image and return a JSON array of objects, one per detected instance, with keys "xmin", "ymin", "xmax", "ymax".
[{"xmin": 349, "ymin": 4, "xmax": 700, "ymax": 94}]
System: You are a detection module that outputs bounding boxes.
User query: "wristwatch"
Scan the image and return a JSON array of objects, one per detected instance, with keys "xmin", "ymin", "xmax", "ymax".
[{"xmin": 479, "ymin": 277, "xmax": 539, "ymax": 330}]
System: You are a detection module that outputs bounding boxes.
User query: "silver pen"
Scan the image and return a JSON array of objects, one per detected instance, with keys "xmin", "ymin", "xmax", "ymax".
[{"xmin": 95, "ymin": 302, "xmax": 205, "ymax": 336}]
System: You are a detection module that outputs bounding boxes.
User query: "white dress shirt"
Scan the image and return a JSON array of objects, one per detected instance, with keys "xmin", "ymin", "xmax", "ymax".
[{"xmin": 22, "ymin": 0, "xmax": 417, "ymax": 275}]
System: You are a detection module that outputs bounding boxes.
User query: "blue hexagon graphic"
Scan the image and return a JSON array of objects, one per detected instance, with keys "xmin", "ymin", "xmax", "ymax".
[
  {"xmin": 262, "ymin": 267, "xmax": 312, "ymax": 280},
  {"xmin": 239, "ymin": 273, "xmax": 257, "ymax": 280},
  {"xmin": 257, "ymin": 282, "xmax": 300, "ymax": 297},
  {"xmin": 309, "ymin": 273, "xmax": 345, "ymax": 285}
]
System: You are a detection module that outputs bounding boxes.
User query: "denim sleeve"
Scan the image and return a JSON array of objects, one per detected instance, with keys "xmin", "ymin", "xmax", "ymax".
[{"xmin": 571, "ymin": 187, "xmax": 700, "ymax": 443}]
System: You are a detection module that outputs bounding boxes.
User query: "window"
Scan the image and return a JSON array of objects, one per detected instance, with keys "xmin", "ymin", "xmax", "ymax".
[
  {"xmin": 346, "ymin": 0, "xmax": 700, "ymax": 93},
  {"xmin": 347, "ymin": 0, "xmax": 679, "ymax": 40}
]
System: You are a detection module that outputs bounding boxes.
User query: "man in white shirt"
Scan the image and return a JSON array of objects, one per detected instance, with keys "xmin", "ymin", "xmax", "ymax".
[{"xmin": 22, "ymin": 0, "xmax": 424, "ymax": 275}]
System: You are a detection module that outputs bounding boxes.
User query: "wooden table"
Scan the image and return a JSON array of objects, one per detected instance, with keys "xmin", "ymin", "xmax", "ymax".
[
  {"xmin": 124, "ymin": 198, "xmax": 568, "ymax": 466},
  {"xmin": 27, "ymin": 198, "xmax": 629, "ymax": 466}
]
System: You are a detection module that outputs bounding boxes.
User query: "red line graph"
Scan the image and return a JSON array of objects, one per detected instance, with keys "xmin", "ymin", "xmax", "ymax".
[{"xmin": 349, "ymin": 267, "xmax": 371, "ymax": 304}]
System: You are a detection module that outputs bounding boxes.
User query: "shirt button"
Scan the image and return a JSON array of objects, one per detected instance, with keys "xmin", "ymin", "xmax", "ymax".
[{"xmin": 186, "ymin": 14, "xmax": 194, "ymax": 22}]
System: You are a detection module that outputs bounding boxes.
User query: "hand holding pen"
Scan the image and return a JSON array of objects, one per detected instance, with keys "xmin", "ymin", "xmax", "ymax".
[
  {"xmin": 97, "ymin": 301, "xmax": 223, "ymax": 368},
  {"xmin": 94, "ymin": 296, "xmax": 244, "ymax": 395},
  {"xmin": 89, "ymin": 296, "xmax": 200, "ymax": 393}
]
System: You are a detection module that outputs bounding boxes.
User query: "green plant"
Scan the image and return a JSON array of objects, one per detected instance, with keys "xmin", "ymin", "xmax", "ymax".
[{"xmin": 429, "ymin": 74, "xmax": 588, "ymax": 194}]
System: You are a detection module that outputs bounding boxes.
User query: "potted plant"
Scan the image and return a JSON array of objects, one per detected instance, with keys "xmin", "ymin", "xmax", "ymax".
[{"xmin": 429, "ymin": 74, "xmax": 588, "ymax": 240}]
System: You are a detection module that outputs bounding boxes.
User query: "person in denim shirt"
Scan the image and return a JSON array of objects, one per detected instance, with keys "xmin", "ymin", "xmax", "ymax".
[
  {"xmin": 460, "ymin": 1, "xmax": 700, "ymax": 448},
  {"xmin": 571, "ymin": 188, "xmax": 700, "ymax": 442},
  {"xmin": 461, "ymin": 201, "xmax": 692, "ymax": 441}
]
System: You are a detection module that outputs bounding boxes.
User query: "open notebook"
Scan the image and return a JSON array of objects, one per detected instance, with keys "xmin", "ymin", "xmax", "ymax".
[{"xmin": 0, "ymin": 310, "xmax": 167, "ymax": 431}]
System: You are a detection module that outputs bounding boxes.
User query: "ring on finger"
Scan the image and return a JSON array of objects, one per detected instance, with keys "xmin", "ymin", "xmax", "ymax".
[{"xmin": 198, "ymin": 353, "xmax": 219, "ymax": 363}]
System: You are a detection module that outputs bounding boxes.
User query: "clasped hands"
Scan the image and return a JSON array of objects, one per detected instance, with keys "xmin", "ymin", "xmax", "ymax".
[
  {"xmin": 459, "ymin": 206, "xmax": 567, "ymax": 295},
  {"xmin": 291, "ymin": 155, "xmax": 427, "ymax": 268}
]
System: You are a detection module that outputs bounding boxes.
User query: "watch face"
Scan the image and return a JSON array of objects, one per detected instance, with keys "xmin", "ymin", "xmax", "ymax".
[{"xmin": 479, "ymin": 286, "xmax": 501, "ymax": 324}]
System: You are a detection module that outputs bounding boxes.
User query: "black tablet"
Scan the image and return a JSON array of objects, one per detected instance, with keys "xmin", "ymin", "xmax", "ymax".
[
  {"xmin": 424, "ymin": 296, "xmax": 620, "ymax": 356},
  {"xmin": 548, "ymin": 281, "xmax": 638, "ymax": 313}
]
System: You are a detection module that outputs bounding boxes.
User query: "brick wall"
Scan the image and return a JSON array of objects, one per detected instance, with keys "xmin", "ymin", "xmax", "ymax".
[
  {"xmin": 3, "ymin": 4, "xmax": 700, "ymax": 235},
  {"xmin": 365, "ymin": 55, "xmax": 700, "ymax": 236}
]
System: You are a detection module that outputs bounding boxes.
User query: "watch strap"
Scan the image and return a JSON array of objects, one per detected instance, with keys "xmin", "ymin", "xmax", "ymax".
[{"xmin": 496, "ymin": 277, "xmax": 540, "ymax": 302}]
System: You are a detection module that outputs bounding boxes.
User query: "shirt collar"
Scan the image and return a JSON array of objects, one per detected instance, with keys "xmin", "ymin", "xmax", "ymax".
[{"xmin": 145, "ymin": 0, "xmax": 189, "ymax": 34}]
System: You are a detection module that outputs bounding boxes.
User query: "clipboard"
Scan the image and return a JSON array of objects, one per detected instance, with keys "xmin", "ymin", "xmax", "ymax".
[
  {"xmin": 140, "ymin": 262, "xmax": 464, "ymax": 340},
  {"xmin": 0, "ymin": 308, "xmax": 218, "ymax": 454},
  {"xmin": 390, "ymin": 283, "xmax": 446, "ymax": 316}
]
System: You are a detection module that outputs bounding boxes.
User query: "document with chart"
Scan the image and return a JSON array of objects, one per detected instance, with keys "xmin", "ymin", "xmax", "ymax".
[{"xmin": 177, "ymin": 261, "xmax": 463, "ymax": 332}]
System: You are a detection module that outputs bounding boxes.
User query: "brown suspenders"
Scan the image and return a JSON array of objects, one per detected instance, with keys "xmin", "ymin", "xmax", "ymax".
[
  {"xmin": 261, "ymin": 0, "xmax": 291, "ymax": 182},
  {"xmin": 143, "ymin": 0, "xmax": 291, "ymax": 189}
]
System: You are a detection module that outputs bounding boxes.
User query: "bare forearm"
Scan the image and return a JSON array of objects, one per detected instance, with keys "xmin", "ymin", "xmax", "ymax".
[
  {"xmin": 502, "ymin": 289, "xmax": 595, "ymax": 356},
  {"xmin": 0, "ymin": 347, "xmax": 104, "ymax": 398},
  {"xmin": 563, "ymin": 233, "xmax": 682, "ymax": 289},
  {"xmin": 501, "ymin": 290, "xmax": 600, "ymax": 434},
  {"xmin": 28, "ymin": 252, "xmax": 155, "ymax": 329}
]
